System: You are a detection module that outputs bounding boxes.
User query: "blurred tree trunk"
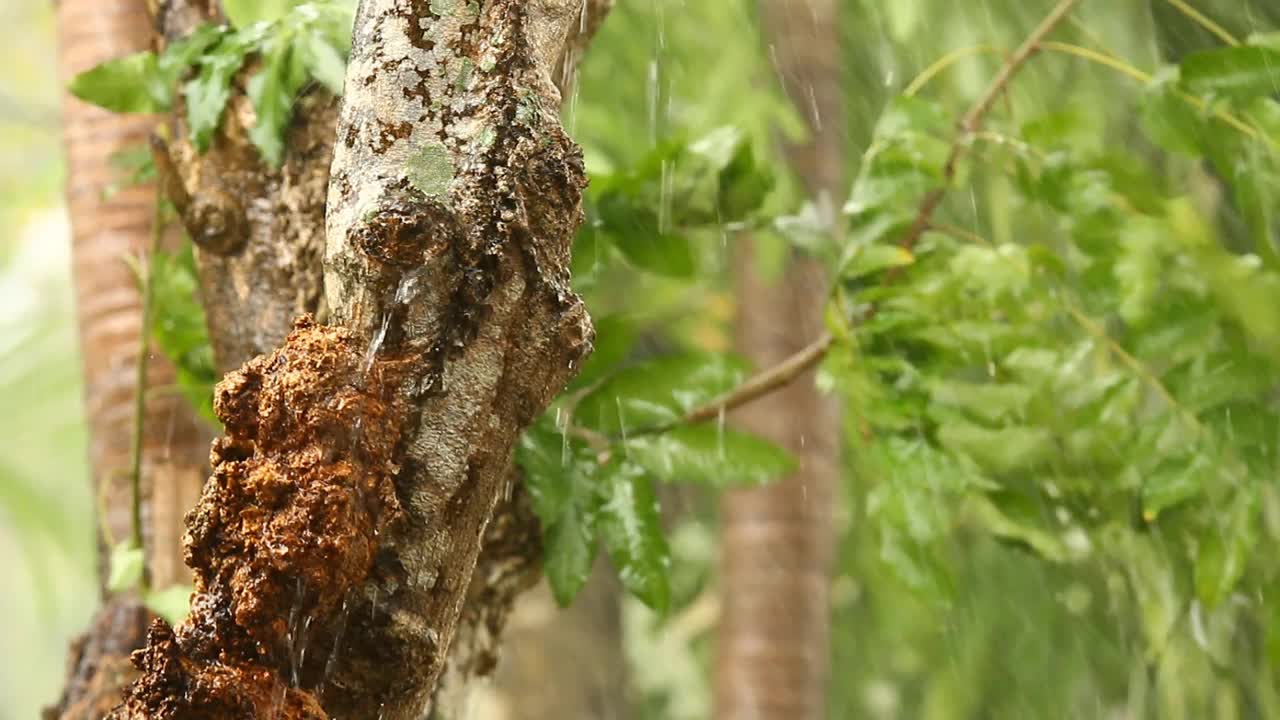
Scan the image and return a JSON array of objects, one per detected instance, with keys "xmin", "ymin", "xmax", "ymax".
[
  {"xmin": 49, "ymin": 0, "xmax": 211, "ymax": 717},
  {"xmin": 487, "ymin": 560, "xmax": 629, "ymax": 719},
  {"xmin": 716, "ymin": 1, "xmax": 842, "ymax": 719}
]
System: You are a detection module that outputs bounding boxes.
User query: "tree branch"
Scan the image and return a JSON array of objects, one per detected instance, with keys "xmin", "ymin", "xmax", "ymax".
[
  {"xmin": 896, "ymin": 0, "xmax": 1080, "ymax": 256},
  {"xmin": 631, "ymin": 331, "xmax": 836, "ymax": 438},
  {"xmin": 627, "ymin": 0, "xmax": 1081, "ymax": 438}
]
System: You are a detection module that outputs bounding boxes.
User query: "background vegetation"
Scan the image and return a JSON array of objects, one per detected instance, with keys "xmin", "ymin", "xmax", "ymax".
[{"xmin": 7, "ymin": 0, "xmax": 1280, "ymax": 717}]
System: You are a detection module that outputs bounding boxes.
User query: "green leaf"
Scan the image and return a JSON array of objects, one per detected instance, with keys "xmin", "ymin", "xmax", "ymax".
[
  {"xmin": 936, "ymin": 422, "xmax": 1053, "ymax": 475},
  {"xmin": 874, "ymin": 95, "xmax": 949, "ymax": 138},
  {"xmin": 625, "ymin": 425, "xmax": 795, "ymax": 487},
  {"xmin": 160, "ymin": 23, "xmax": 230, "ymax": 81},
  {"xmin": 575, "ymin": 352, "xmax": 749, "ymax": 434},
  {"xmin": 840, "ymin": 241, "xmax": 915, "ymax": 280},
  {"xmin": 519, "ymin": 416, "xmax": 601, "ymax": 607},
  {"xmin": 965, "ymin": 494, "xmax": 1073, "ymax": 563},
  {"xmin": 516, "ymin": 420, "xmax": 576, "ymax": 521},
  {"xmin": 246, "ymin": 45, "xmax": 308, "ymax": 167},
  {"xmin": 691, "ymin": 127, "xmax": 771, "ymax": 220},
  {"xmin": 597, "ymin": 193, "xmax": 696, "ymax": 278},
  {"xmin": 223, "ymin": 0, "xmax": 296, "ymax": 27},
  {"xmin": 297, "ymin": 30, "xmax": 348, "ymax": 95},
  {"xmin": 1140, "ymin": 67, "xmax": 1212, "ymax": 157},
  {"xmin": 878, "ymin": 523, "xmax": 953, "ymax": 600},
  {"xmin": 569, "ymin": 314, "xmax": 636, "ymax": 390},
  {"xmin": 1141, "ymin": 455, "xmax": 1211, "ymax": 522},
  {"xmin": 1195, "ymin": 491, "xmax": 1256, "ymax": 609},
  {"xmin": 185, "ymin": 40, "xmax": 254, "ymax": 152},
  {"xmin": 107, "ymin": 540, "xmax": 145, "ymax": 593},
  {"xmin": 543, "ymin": 501, "xmax": 599, "ymax": 607},
  {"xmin": 1180, "ymin": 45, "xmax": 1280, "ymax": 100},
  {"xmin": 927, "ymin": 380, "xmax": 1033, "ymax": 425},
  {"xmin": 149, "ymin": 246, "xmax": 217, "ymax": 424},
  {"xmin": 144, "ymin": 585, "xmax": 193, "ymax": 625},
  {"xmin": 597, "ymin": 461, "xmax": 670, "ymax": 612},
  {"xmin": 69, "ymin": 51, "xmax": 169, "ymax": 113}
]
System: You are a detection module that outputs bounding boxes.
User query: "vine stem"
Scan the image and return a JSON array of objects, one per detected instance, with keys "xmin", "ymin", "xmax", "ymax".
[{"xmin": 124, "ymin": 136, "xmax": 168, "ymax": 590}]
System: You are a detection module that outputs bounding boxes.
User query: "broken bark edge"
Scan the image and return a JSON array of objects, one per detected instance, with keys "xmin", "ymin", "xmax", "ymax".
[{"xmin": 109, "ymin": 318, "xmax": 421, "ymax": 720}]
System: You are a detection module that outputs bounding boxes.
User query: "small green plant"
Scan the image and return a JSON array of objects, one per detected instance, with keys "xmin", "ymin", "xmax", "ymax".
[{"xmin": 69, "ymin": 1, "xmax": 354, "ymax": 166}]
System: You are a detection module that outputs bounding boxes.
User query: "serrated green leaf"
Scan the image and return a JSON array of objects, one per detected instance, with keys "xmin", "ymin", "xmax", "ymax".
[
  {"xmin": 246, "ymin": 45, "xmax": 308, "ymax": 167},
  {"xmin": 185, "ymin": 41, "xmax": 254, "ymax": 152},
  {"xmin": 107, "ymin": 541, "xmax": 145, "ymax": 593},
  {"xmin": 625, "ymin": 425, "xmax": 796, "ymax": 487},
  {"xmin": 936, "ymin": 422, "xmax": 1054, "ymax": 476},
  {"xmin": 223, "ymin": 0, "xmax": 296, "ymax": 28},
  {"xmin": 597, "ymin": 461, "xmax": 670, "ymax": 612},
  {"xmin": 297, "ymin": 30, "xmax": 348, "ymax": 95},
  {"xmin": 1195, "ymin": 491, "xmax": 1256, "ymax": 609},
  {"xmin": 1141, "ymin": 455, "xmax": 1211, "ymax": 521},
  {"xmin": 144, "ymin": 585, "xmax": 193, "ymax": 626},
  {"xmin": 1181, "ymin": 45, "xmax": 1280, "ymax": 100},
  {"xmin": 576, "ymin": 352, "xmax": 749, "ymax": 434},
  {"xmin": 69, "ymin": 51, "xmax": 169, "ymax": 113},
  {"xmin": 149, "ymin": 246, "xmax": 217, "ymax": 424}
]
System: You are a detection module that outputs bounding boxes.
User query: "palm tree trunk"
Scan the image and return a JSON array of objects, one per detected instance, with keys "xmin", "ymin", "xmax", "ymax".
[
  {"xmin": 58, "ymin": 0, "xmax": 211, "ymax": 611},
  {"xmin": 715, "ymin": 1, "xmax": 843, "ymax": 718},
  {"xmin": 49, "ymin": 0, "xmax": 211, "ymax": 716}
]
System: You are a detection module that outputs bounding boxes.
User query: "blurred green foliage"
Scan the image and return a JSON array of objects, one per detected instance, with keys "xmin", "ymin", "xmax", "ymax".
[{"xmin": 17, "ymin": 0, "xmax": 1280, "ymax": 719}]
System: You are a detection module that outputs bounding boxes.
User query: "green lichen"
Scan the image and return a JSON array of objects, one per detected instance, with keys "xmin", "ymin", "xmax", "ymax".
[
  {"xmin": 455, "ymin": 58, "xmax": 474, "ymax": 92},
  {"xmin": 406, "ymin": 142, "xmax": 454, "ymax": 197},
  {"xmin": 429, "ymin": 0, "xmax": 479, "ymax": 21},
  {"xmin": 474, "ymin": 126, "xmax": 496, "ymax": 153}
]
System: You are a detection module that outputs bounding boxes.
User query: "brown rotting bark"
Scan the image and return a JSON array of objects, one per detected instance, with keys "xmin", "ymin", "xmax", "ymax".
[{"xmin": 111, "ymin": 318, "xmax": 419, "ymax": 719}]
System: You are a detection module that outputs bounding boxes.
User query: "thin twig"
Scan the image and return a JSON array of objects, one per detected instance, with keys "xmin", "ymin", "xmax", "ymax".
[
  {"xmin": 628, "ymin": 332, "xmax": 836, "ymax": 438},
  {"xmin": 897, "ymin": 0, "xmax": 1080, "ymax": 257}
]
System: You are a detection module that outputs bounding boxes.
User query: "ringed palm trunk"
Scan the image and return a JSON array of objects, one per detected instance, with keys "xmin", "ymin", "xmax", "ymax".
[
  {"xmin": 50, "ymin": 0, "xmax": 210, "ymax": 716},
  {"xmin": 716, "ymin": 1, "xmax": 842, "ymax": 718}
]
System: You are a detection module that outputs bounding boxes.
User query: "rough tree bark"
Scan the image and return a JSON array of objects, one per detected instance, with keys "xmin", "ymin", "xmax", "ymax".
[
  {"xmin": 107, "ymin": 2, "xmax": 605, "ymax": 718},
  {"xmin": 716, "ymin": 1, "xmax": 843, "ymax": 718},
  {"xmin": 151, "ymin": 1, "xmax": 339, "ymax": 375},
  {"xmin": 48, "ymin": 0, "xmax": 211, "ymax": 716}
]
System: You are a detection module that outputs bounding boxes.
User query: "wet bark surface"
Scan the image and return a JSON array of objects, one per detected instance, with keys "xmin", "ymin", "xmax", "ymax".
[
  {"xmin": 153, "ymin": 2, "xmax": 338, "ymax": 374},
  {"xmin": 44, "ymin": 600, "xmax": 150, "ymax": 720},
  {"xmin": 109, "ymin": 1, "xmax": 602, "ymax": 718},
  {"xmin": 317, "ymin": 3, "xmax": 593, "ymax": 716},
  {"xmin": 110, "ymin": 318, "xmax": 415, "ymax": 719}
]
